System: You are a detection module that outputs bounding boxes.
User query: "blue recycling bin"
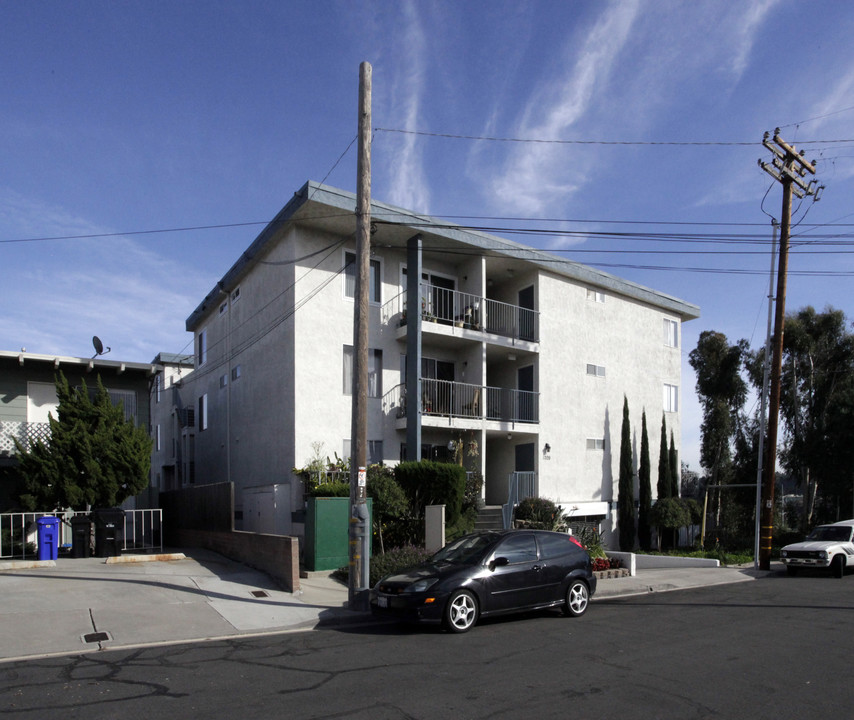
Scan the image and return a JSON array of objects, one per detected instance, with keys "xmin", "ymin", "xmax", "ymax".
[{"xmin": 37, "ymin": 516, "xmax": 60, "ymax": 561}]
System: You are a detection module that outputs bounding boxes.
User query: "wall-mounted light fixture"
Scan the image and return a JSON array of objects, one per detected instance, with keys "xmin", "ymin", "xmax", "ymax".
[{"xmin": 543, "ymin": 443, "xmax": 551, "ymax": 454}]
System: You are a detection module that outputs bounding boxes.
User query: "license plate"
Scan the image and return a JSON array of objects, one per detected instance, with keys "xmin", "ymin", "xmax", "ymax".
[{"xmin": 377, "ymin": 596, "xmax": 388, "ymax": 608}]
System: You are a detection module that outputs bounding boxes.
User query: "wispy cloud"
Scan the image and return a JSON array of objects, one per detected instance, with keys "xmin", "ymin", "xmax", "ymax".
[
  {"xmin": 726, "ymin": 0, "xmax": 780, "ymax": 80},
  {"xmin": 483, "ymin": 3, "xmax": 640, "ymax": 216},
  {"xmin": 376, "ymin": 0, "xmax": 431, "ymax": 213},
  {"xmin": 0, "ymin": 189, "xmax": 206, "ymax": 360}
]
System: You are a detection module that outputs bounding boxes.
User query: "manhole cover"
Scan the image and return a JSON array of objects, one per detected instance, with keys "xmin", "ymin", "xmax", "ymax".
[
  {"xmin": 250, "ymin": 590, "xmax": 269, "ymax": 598},
  {"xmin": 82, "ymin": 632, "xmax": 110, "ymax": 644}
]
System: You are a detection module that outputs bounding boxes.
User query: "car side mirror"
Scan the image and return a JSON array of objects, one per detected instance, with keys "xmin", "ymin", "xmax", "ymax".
[{"xmin": 489, "ymin": 556, "xmax": 509, "ymax": 571}]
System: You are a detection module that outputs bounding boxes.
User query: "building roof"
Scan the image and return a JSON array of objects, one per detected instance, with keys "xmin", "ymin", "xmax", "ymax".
[
  {"xmin": 151, "ymin": 352, "xmax": 194, "ymax": 366},
  {"xmin": 0, "ymin": 350, "xmax": 159, "ymax": 376},
  {"xmin": 186, "ymin": 181, "xmax": 700, "ymax": 331}
]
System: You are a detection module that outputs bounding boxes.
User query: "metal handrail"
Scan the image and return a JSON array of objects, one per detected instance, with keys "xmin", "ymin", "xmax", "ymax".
[{"xmin": 0, "ymin": 509, "xmax": 163, "ymax": 559}]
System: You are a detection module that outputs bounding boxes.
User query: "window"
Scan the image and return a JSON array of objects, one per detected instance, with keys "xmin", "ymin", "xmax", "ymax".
[
  {"xmin": 494, "ymin": 534, "xmax": 538, "ymax": 564},
  {"xmin": 586, "ymin": 288, "xmax": 605, "ymax": 303},
  {"xmin": 155, "ymin": 375, "xmax": 161, "ymax": 403},
  {"xmin": 197, "ymin": 330, "xmax": 207, "ymax": 367},
  {"xmin": 343, "ymin": 439, "xmax": 384, "ymax": 465},
  {"xmin": 343, "ymin": 345, "xmax": 382, "ymax": 397},
  {"xmin": 231, "ymin": 287, "xmax": 240, "ymax": 303},
  {"xmin": 664, "ymin": 318, "xmax": 678, "ymax": 348},
  {"xmin": 198, "ymin": 394, "xmax": 208, "ymax": 431},
  {"xmin": 586, "ymin": 438, "xmax": 605, "ymax": 450},
  {"xmin": 155, "ymin": 424, "xmax": 161, "ymax": 452},
  {"xmin": 586, "ymin": 364, "xmax": 606, "ymax": 377},
  {"xmin": 344, "ymin": 251, "xmax": 381, "ymax": 303},
  {"xmin": 219, "ymin": 301, "xmax": 228, "ymax": 315},
  {"xmin": 231, "ymin": 364, "xmax": 241, "ymax": 381},
  {"xmin": 219, "ymin": 373, "xmax": 228, "ymax": 389},
  {"xmin": 664, "ymin": 384, "xmax": 679, "ymax": 412}
]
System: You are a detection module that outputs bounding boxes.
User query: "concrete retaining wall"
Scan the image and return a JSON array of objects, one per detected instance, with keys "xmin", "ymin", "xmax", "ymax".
[
  {"xmin": 607, "ymin": 551, "xmax": 720, "ymax": 575},
  {"xmin": 174, "ymin": 528, "xmax": 300, "ymax": 593}
]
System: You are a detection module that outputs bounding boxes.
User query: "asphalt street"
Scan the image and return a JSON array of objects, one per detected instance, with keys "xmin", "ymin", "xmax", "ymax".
[{"xmin": 1, "ymin": 569, "xmax": 851, "ymax": 719}]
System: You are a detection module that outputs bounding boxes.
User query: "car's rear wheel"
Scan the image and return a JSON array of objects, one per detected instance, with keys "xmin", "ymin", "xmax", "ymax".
[
  {"xmin": 786, "ymin": 566, "xmax": 798, "ymax": 576},
  {"xmin": 831, "ymin": 554, "xmax": 845, "ymax": 578},
  {"xmin": 562, "ymin": 579, "xmax": 589, "ymax": 617},
  {"xmin": 444, "ymin": 590, "xmax": 478, "ymax": 633}
]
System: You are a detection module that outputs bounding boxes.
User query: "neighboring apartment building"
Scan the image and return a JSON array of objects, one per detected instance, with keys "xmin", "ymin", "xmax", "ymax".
[
  {"xmin": 0, "ymin": 350, "xmax": 156, "ymax": 509},
  {"xmin": 178, "ymin": 181, "xmax": 700, "ymax": 547},
  {"xmin": 148, "ymin": 353, "xmax": 195, "ymax": 496}
]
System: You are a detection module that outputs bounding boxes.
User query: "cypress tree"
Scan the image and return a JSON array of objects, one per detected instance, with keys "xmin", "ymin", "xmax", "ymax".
[
  {"xmin": 617, "ymin": 396, "xmax": 635, "ymax": 551},
  {"xmin": 669, "ymin": 431, "xmax": 679, "ymax": 498},
  {"xmin": 657, "ymin": 414, "xmax": 670, "ymax": 499},
  {"xmin": 637, "ymin": 410, "xmax": 652, "ymax": 550}
]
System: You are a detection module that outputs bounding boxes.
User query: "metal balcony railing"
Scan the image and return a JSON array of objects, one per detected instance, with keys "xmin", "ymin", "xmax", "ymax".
[
  {"xmin": 382, "ymin": 284, "xmax": 539, "ymax": 343},
  {"xmin": 385, "ymin": 379, "xmax": 538, "ymax": 424}
]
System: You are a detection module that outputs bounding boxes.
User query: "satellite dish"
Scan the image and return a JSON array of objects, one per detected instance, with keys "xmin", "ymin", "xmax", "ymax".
[{"xmin": 92, "ymin": 336, "xmax": 111, "ymax": 358}]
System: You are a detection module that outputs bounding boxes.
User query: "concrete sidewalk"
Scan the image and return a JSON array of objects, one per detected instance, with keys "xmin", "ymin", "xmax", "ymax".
[{"xmin": 0, "ymin": 549, "xmax": 765, "ymax": 663}]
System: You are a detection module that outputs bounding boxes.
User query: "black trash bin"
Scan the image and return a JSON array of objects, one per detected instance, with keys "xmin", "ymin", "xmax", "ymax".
[
  {"xmin": 70, "ymin": 515, "xmax": 92, "ymax": 558},
  {"xmin": 92, "ymin": 508, "xmax": 125, "ymax": 558}
]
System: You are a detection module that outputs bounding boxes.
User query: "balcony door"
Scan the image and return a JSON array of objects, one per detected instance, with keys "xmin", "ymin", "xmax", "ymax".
[
  {"xmin": 422, "ymin": 357, "xmax": 454, "ymax": 414},
  {"xmin": 518, "ymin": 285, "xmax": 535, "ymax": 341}
]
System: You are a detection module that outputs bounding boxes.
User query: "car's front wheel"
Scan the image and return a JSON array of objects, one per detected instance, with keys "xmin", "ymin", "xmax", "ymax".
[
  {"xmin": 562, "ymin": 579, "xmax": 590, "ymax": 617},
  {"xmin": 831, "ymin": 554, "xmax": 845, "ymax": 578},
  {"xmin": 444, "ymin": 590, "xmax": 479, "ymax": 633}
]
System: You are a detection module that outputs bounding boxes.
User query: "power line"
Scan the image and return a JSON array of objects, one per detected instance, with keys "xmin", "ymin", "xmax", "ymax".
[{"xmin": 374, "ymin": 127, "xmax": 854, "ymax": 146}]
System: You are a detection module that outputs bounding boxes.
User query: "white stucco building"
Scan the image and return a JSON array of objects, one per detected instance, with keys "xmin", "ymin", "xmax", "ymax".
[{"xmin": 178, "ymin": 181, "xmax": 699, "ymax": 546}]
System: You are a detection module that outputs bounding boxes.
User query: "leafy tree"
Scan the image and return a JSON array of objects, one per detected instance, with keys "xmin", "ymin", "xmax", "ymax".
[
  {"xmin": 650, "ymin": 496, "xmax": 690, "ymax": 550},
  {"xmin": 15, "ymin": 373, "xmax": 151, "ymax": 510},
  {"xmin": 617, "ymin": 396, "xmax": 635, "ymax": 551},
  {"xmin": 657, "ymin": 414, "xmax": 671, "ymax": 499},
  {"xmin": 366, "ymin": 464, "xmax": 410, "ymax": 554},
  {"xmin": 688, "ymin": 331, "xmax": 748, "ymax": 489},
  {"xmin": 637, "ymin": 411, "xmax": 653, "ymax": 550},
  {"xmin": 770, "ymin": 307, "xmax": 854, "ymax": 528}
]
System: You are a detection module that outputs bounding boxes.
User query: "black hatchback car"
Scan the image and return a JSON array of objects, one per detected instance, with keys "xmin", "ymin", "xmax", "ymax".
[{"xmin": 371, "ymin": 529, "xmax": 596, "ymax": 633}]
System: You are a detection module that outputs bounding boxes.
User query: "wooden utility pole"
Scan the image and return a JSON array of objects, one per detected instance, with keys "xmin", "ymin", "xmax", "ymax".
[
  {"xmin": 349, "ymin": 61, "xmax": 372, "ymax": 608},
  {"xmin": 757, "ymin": 131, "xmax": 817, "ymax": 570}
]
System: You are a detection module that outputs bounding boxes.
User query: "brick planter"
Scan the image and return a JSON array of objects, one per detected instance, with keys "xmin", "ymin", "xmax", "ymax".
[{"xmin": 593, "ymin": 568, "xmax": 631, "ymax": 580}]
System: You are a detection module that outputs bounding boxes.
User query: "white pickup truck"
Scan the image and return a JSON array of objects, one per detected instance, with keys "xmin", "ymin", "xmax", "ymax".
[{"xmin": 780, "ymin": 519, "xmax": 854, "ymax": 577}]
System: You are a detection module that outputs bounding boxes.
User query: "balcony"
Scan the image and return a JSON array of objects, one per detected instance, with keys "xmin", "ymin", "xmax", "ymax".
[
  {"xmin": 382, "ymin": 284, "xmax": 539, "ymax": 344},
  {"xmin": 0, "ymin": 421, "xmax": 50, "ymax": 457},
  {"xmin": 385, "ymin": 379, "xmax": 539, "ymax": 426}
]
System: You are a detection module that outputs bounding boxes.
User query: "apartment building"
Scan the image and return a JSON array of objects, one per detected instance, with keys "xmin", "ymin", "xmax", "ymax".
[
  {"xmin": 180, "ymin": 181, "xmax": 699, "ymax": 546},
  {"xmin": 148, "ymin": 353, "xmax": 195, "ymax": 495}
]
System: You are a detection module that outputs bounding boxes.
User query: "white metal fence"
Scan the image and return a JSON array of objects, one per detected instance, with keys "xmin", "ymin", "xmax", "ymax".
[{"xmin": 0, "ymin": 509, "xmax": 163, "ymax": 559}]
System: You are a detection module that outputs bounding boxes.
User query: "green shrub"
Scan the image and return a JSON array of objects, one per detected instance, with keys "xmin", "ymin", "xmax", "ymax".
[
  {"xmin": 575, "ymin": 525, "xmax": 606, "ymax": 559},
  {"xmin": 514, "ymin": 496, "xmax": 564, "ymax": 530},
  {"xmin": 309, "ymin": 481, "xmax": 350, "ymax": 497},
  {"xmin": 368, "ymin": 545, "xmax": 433, "ymax": 587},
  {"xmin": 394, "ymin": 461, "xmax": 466, "ymax": 527}
]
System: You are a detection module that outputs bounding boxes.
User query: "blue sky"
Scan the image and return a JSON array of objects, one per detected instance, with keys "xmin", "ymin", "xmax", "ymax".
[{"xmin": 2, "ymin": 0, "xmax": 853, "ymax": 473}]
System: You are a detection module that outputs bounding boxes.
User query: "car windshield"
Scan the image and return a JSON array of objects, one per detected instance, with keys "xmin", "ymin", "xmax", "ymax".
[
  {"xmin": 431, "ymin": 534, "xmax": 495, "ymax": 565},
  {"xmin": 806, "ymin": 526, "xmax": 853, "ymax": 542}
]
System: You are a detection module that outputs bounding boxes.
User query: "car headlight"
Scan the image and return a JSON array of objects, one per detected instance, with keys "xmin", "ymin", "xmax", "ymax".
[
  {"xmin": 819, "ymin": 551, "xmax": 829, "ymax": 559},
  {"xmin": 405, "ymin": 578, "xmax": 439, "ymax": 593},
  {"xmin": 781, "ymin": 550, "xmax": 788, "ymax": 558}
]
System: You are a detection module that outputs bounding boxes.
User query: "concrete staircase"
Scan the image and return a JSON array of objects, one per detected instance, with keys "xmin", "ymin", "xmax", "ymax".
[{"xmin": 474, "ymin": 505, "xmax": 505, "ymax": 531}]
